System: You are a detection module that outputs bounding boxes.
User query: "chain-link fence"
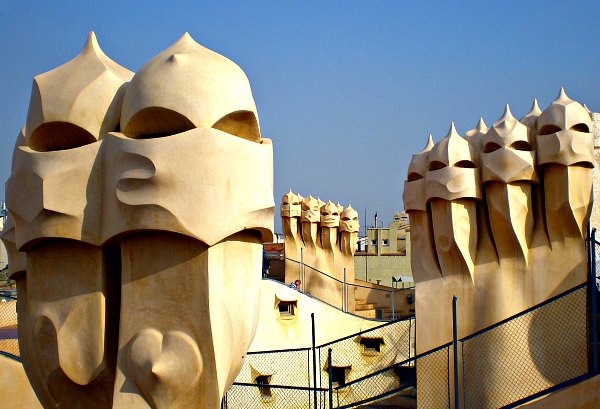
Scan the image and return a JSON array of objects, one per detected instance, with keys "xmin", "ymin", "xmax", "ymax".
[
  {"xmin": 316, "ymin": 317, "xmax": 414, "ymax": 390},
  {"xmin": 223, "ymin": 383, "xmax": 328, "ymax": 409},
  {"xmin": 0, "ymin": 292, "xmax": 19, "ymax": 359},
  {"xmin": 236, "ymin": 348, "xmax": 312, "ymax": 388},
  {"xmin": 461, "ymin": 283, "xmax": 589, "ymax": 409},
  {"xmin": 331, "ymin": 342, "xmax": 450, "ymax": 409},
  {"xmin": 332, "ymin": 362, "xmax": 414, "ymax": 408},
  {"xmin": 227, "ymin": 316, "xmax": 415, "ymax": 408},
  {"xmin": 416, "ymin": 343, "xmax": 451, "ymax": 409}
]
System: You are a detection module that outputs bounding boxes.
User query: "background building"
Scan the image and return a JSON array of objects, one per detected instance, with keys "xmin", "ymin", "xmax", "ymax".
[{"xmin": 354, "ymin": 212, "xmax": 413, "ymax": 287}]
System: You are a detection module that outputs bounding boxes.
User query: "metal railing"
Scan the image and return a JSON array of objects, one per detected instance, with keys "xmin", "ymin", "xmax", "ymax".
[{"xmin": 285, "ymin": 256, "xmax": 414, "ymax": 321}]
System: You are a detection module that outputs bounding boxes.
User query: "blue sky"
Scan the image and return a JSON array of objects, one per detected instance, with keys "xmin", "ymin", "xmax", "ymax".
[{"xmin": 1, "ymin": 1, "xmax": 599, "ymax": 233}]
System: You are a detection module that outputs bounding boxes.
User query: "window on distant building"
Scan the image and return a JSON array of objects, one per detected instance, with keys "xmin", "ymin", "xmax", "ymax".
[
  {"xmin": 382, "ymin": 239, "xmax": 389, "ymax": 246},
  {"xmin": 371, "ymin": 240, "xmax": 377, "ymax": 245}
]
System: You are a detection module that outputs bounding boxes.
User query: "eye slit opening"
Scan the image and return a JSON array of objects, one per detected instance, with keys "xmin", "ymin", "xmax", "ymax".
[
  {"xmin": 454, "ymin": 160, "xmax": 476, "ymax": 168},
  {"xmin": 212, "ymin": 110, "xmax": 261, "ymax": 143},
  {"xmin": 538, "ymin": 124, "xmax": 562, "ymax": 135},
  {"xmin": 570, "ymin": 123, "xmax": 590, "ymax": 133},
  {"xmin": 407, "ymin": 172, "xmax": 424, "ymax": 181},
  {"xmin": 124, "ymin": 107, "xmax": 195, "ymax": 139},
  {"xmin": 428, "ymin": 161, "xmax": 446, "ymax": 171},
  {"xmin": 483, "ymin": 142, "xmax": 501, "ymax": 153},
  {"xmin": 572, "ymin": 160, "xmax": 594, "ymax": 169},
  {"xmin": 510, "ymin": 141, "xmax": 532, "ymax": 151},
  {"xmin": 28, "ymin": 122, "xmax": 97, "ymax": 152}
]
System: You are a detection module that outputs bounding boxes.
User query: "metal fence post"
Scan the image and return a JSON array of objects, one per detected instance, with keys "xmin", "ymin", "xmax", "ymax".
[
  {"xmin": 301, "ymin": 248, "xmax": 305, "ymax": 292},
  {"xmin": 462, "ymin": 341, "xmax": 466, "ymax": 409},
  {"xmin": 591, "ymin": 227, "xmax": 598, "ymax": 374},
  {"xmin": 408, "ymin": 315, "xmax": 412, "ymax": 360},
  {"xmin": 311, "ymin": 313, "xmax": 318, "ymax": 409},
  {"xmin": 452, "ymin": 295, "xmax": 460, "ymax": 409},
  {"xmin": 391, "ymin": 285, "xmax": 395, "ymax": 321},
  {"xmin": 343, "ymin": 268, "xmax": 347, "ymax": 312},
  {"xmin": 328, "ymin": 348, "xmax": 333, "ymax": 409}
]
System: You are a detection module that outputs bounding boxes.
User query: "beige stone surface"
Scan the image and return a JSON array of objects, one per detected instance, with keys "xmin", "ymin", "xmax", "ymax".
[
  {"xmin": 426, "ymin": 123, "xmax": 480, "ymax": 280},
  {"xmin": 2, "ymin": 32, "xmax": 273, "ymax": 409},
  {"xmin": 113, "ymin": 232, "xmax": 262, "ymax": 409},
  {"xmin": 481, "ymin": 105, "xmax": 537, "ymax": 264},
  {"xmin": 0, "ymin": 355, "xmax": 43, "ymax": 409},
  {"xmin": 25, "ymin": 32, "xmax": 133, "ymax": 151},
  {"xmin": 120, "ymin": 33, "xmax": 260, "ymax": 142},
  {"xmin": 402, "ymin": 137, "xmax": 441, "ymax": 283},
  {"xmin": 520, "ymin": 98, "xmax": 542, "ymax": 130},
  {"xmin": 463, "ymin": 118, "xmax": 488, "ymax": 162},
  {"xmin": 281, "ymin": 192, "xmax": 359, "ymax": 311},
  {"xmin": 403, "ymin": 89, "xmax": 593, "ymax": 408},
  {"xmin": 249, "ymin": 280, "xmax": 381, "ymax": 350}
]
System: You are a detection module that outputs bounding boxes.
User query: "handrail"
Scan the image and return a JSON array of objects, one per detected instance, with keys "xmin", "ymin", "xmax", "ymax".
[
  {"xmin": 263, "ymin": 277, "xmax": 396, "ymax": 323},
  {"xmin": 284, "ymin": 256, "xmax": 415, "ymax": 292},
  {"xmin": 0, "ymin": 351, "xmax": 20, "ymax": 362},
  {"xmin": 285, "ymin": 257, "xmax": 345, "ymax": 284},
  {"xmin": 300, "ymin": 289, "xmax": 391, "ymax": 322},
  {"xmin": 232, "ymin": 382, "xmax": 329, "ymax": 392},
  {"xmin": 247, "ymin": 346, "xmax": 311, "ymax": 355}
]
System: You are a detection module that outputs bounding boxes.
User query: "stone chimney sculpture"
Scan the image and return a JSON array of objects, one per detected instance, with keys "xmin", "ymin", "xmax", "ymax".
[
  {"xmin": 403, "ymin": 89, "xmax": 593, "ymax": 408},
  {"xmin": 280, "ymin": 193, "xmax": 358, "ymax": 310},
  {"xmin": 2, "ymin": 32, "xmax": 274, "ymax": 409}
]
